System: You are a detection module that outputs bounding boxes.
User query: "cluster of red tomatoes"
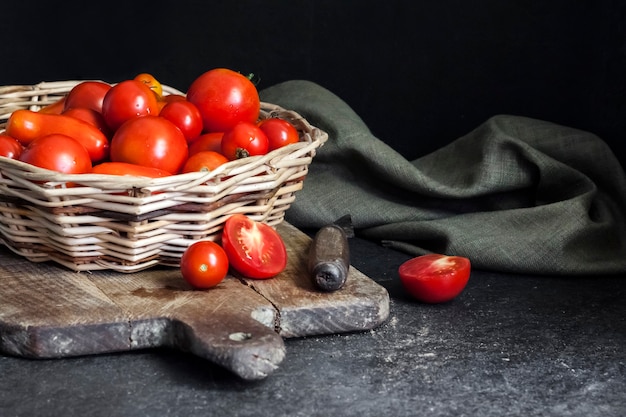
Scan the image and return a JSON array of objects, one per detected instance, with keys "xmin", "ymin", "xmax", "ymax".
[
  {"xmin": 0, "ymin": 68, "xmax": 300, "ymax": 178},
  {"xmin": 0, "ymin": 68, "xmax": 295, "ymax": 288}
]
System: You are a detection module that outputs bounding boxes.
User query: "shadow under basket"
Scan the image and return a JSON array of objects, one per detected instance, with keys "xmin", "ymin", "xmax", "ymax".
[{"xmin": 0, "ymin": 81, "xmax": 328, "ymax": 272}]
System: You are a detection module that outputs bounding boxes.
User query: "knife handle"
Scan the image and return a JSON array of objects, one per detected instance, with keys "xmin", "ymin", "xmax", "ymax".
[{"xmin": 308, "ymin": 224, "xmax": 350, "ymax": 291}]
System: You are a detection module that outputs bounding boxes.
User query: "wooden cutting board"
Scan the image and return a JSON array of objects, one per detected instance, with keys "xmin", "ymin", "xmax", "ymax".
[{"xmin": 0, "ymin": 222, "xmax": 389, "ymax": 380}]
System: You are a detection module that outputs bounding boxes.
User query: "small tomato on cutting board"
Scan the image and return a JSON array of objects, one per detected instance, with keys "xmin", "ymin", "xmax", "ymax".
[
  {"xmin": 180, "ymin": 241, "xmax": 229, "ymax": 289},
  {"xmin": 398, "ymin": 254, "xmax": 471, "ymax": 303}
]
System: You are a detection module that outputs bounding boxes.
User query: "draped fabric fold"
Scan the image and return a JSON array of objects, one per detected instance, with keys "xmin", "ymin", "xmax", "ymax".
[{"xmin": 260, "ymin": 80, "xmax": 626, "ymax": 275}]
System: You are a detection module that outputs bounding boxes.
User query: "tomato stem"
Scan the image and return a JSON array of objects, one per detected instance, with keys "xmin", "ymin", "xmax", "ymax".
[
  {"xmin": 235, "ymin": 147, "xmax": 250, "ymax": 159},
  {"xmin": 246, "ymin": 73, "xmax": 261, "ymax": 86}
]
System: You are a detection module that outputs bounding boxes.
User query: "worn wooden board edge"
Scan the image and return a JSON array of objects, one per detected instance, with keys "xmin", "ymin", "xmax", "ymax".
[
  {"xmin": 244, "ymin": 223, "xmax": 391, "ymax": 338},
  {"xmin": 0, "ymin": 222, "xmax": 390, "ymax": 380},
  {"xmin": 0, "ymin": 258, "xmax": 288, "ymax": 380}
]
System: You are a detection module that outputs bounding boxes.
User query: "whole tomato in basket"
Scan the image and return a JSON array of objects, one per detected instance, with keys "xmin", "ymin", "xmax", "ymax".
[
  {"xmin": 157, "ymin": 93, "xmax": 187, "ymax": 112},
  {"xmin": 221, "ymin": 121, "xmax": 269, "ymax": 160},
  {"xmin": 19, "ymin": 133, "xmax": 92, "ymax": 174},
  {"xmin": 257, "ymin": 117, "xmax": 300, "ymax": 151},
  {"xmin": 63, "ymin": 81, "xmax": 111, "ymax": 113},
  {"xmin": 182, "ymin": 151, "xmax": 229, "ymax": 174},
  {"xmin": 92, "ymin": 161, "xmax": 172, "ymax": 178},
  {"xmin": 159, "ymin": 99, "xmax": 204, "ymax": 142},
  {"xmin": 186, "ymin": 68, "xmax": 260, "ymax": 133},
  {"xmin": 188, "ymin": 132, "xmax": 224, "ymax": 156},
  {"xmin": 101, "ymin": 79, "xmax": 160, "ymax": 131},
  {"xmin": 110, "ymin": 115, "xmax": 188, "ymax": 174},
  {"xmin": 62, "ymin": 107, "xmax": 112, "ymax": 138},
  {"xmin": 5, "ymin": 109, "xmax": 109, "ymax": 163},
  {"xmin": 134, "ymin": 73, "xmax": 163, "ymax": 98},
  {"xmin": 38, "ymin": 97, "xmax": 66, "ymax": 114},
  {"xmin": 0, "ymin": 134, "xmax": 23, "ymax": 159}
]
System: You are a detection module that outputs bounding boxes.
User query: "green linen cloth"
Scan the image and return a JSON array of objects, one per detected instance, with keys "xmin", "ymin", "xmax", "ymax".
[{"xmin": 260, "ymin": 80, "xmax": 626, "ymax": 275}]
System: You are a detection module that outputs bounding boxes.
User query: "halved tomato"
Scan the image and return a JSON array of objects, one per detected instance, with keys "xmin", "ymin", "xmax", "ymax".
[
  {"xmin": 221, "ymin": 214, "xmax": 287, "ymax": 279},
  {"xmin": 398, "ymin": 254, "xmax": 471, "ymax": 304}
]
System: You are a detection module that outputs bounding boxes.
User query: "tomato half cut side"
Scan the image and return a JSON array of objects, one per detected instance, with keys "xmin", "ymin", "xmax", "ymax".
[
  {"xmin": 398, "ymin": 254, "xmax": 471, "ymax": 304},
  {"xmin": 221, "ymin": 214, "xmax": 287, "ymax": 279}
]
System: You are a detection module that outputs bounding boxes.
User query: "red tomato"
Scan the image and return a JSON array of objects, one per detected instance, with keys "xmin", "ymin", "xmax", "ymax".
[
  {"xmin": 5, "ymin": 109, "xmax": 110, "ymax": 162},
  {"xmin": 62, "ymin": 107, "xmax": 112, "ymax": 137},
  {"xmin": 39, "ymin": 97, "xmax": 66, "ymax": 114},
  {"xmin": 258, "ymin": 118, "xmax": 300, "ymax": 151},
  {"xmin": 221, "ymin": 214, "xmax": 287, "ymax": 279},
  {"xmin": 220, "ymin": 122, "xmax": 269, "ymax": 160},
  {"xmin": 180, "ymin": 240, "xmax": 229, "ymax": 289},
  {"xmin": 186, "ymin": 68, "xmax": 260, "ymax": 133},
  {"xmin": 398, "ymin": 254, "xmax": 471, "ymax": 304},
  {"xmin": 19, "ymin": 134, "xmax": 92, "ymax": 174},
  {"xmin": 101, "ymin": 79, "xmax": 160, "ymax": 131},
  {"xmin": 182, "ymin": 151, "xmax": 229, "ymax": 174},
  {"xmin": 92, "ymin": 161, "xmax": 172, "ymax": 178},
  {"xmin": 63, "ymin": 81, "xmax": 111, "ymax": 113},
  {"xmin": 110, "ymin": 116, "xmax": 188, "ymax": 174},
  {"xmin": 161, "ymin": 94, "xmax": 187, "ymax": 104},
  {"xmin": 188, "ymin": 132, "xmax": 224, "ymax": 156},
  {"xmin": 159, "ymin": 100, "xmax": 203, "ymax": 142},
  {"xmin": 157, "ymin": 93, "xmax": 187, "ymax": 112},
  {"xmin": 0, "ymin": 134, "xmax": 23, "ymax": 159}
]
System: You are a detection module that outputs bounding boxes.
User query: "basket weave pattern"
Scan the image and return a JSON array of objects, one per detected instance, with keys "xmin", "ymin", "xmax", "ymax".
[{"xmin": 0, "ymin": 81, "xmax": 327, "ymax": 272}]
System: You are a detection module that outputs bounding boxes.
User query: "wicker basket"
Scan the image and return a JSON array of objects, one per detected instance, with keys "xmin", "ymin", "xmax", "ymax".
[{"xmin": 0, "ymin": 80, "xmax": 327, "ymax": 272}]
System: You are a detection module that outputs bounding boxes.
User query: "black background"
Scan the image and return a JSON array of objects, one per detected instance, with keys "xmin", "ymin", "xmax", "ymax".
[{"xmin": 2, "ymin": 1, "xmax": 624, "ymax": 162}]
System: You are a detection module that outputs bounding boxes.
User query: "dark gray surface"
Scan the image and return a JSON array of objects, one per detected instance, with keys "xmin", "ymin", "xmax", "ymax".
[{"xmin": 1, "ymin": 235, "xmax": 624, "ymax": 417}]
